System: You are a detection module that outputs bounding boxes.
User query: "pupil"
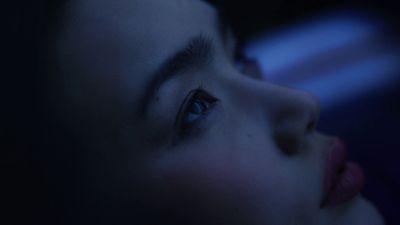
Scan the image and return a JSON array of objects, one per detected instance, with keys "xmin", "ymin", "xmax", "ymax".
[{"xmin": 189, "ymin": 99, "xmax": 205, "ymax": 114}]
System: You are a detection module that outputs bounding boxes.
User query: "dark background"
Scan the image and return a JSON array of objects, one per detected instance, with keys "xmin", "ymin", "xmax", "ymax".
[{"xmin": 211, "ymin": 0, "xmax": 400, "ymax": 41}]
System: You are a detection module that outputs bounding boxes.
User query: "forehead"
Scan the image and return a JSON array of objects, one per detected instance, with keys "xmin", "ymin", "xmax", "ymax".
[
  {"xmin": 52, "ymin": 0, "xmax": 219, "ymax": 117},
  {"xmin": 56, "ymin": 0, "xmax": 218, "ymax": 80}
]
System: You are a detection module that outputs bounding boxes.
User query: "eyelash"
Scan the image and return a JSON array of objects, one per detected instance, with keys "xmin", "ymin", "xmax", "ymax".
[
  {"xmin": 175, "ymin": 87, "xmax": 219, "ymax": 138},
  {"xmin": 234, "ymin": 45, "xmax": 249, "ymax": 74},
  {"xmin": 234, "ymin": 45, "xmax": 264, "ymax": 80},
  {"xmin": 173, "ymin": 46, "xmax": 251, "ymax": 141}
]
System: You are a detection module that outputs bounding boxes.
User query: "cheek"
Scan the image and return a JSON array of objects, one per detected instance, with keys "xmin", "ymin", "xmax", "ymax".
[{"xmin": 141, "ymin": 148, "xmax": 297, "ymax": 224}]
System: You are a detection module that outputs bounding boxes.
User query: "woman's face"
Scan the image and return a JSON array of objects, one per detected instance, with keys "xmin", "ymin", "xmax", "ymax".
[{"xmin": 48, "ymin": 0, "xmax": 384, "ymax": 224}]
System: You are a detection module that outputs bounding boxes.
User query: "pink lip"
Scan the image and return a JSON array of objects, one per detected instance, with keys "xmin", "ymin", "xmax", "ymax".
[{"xmin": 320, "ymin": 138, "xmax": 365, "ymax": 208}]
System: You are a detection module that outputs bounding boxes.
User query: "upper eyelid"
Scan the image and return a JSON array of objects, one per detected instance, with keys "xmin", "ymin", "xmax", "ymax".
[
  {"xmin": 174, "ymin": 88, "xmax": 201, "ymax": 129},
  {"xmin": 140, "ymin": 9, "xmax": 232, "ymax": 119},
  {"xmin": 139, "ymin": 34, "xmax": 215, "ymax": 119},
  {"xmin": 172, "ymin": 90, "xmax": 220, "ymax": 144}
]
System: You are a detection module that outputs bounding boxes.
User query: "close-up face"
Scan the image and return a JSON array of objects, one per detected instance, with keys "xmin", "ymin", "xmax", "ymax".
[{"xmin": 44, "ymin": 0, "xmax": 385, "ymax": 224}]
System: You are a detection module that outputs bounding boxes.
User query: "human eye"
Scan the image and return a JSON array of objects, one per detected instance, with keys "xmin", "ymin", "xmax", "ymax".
[
  {"xmin": 233, "ymin": 44, "xmax": 264, "ymax": 80},
  {"xmin": 175, "ymin": 87, "xmax": 219, "ymax": 138},
  {"xmin": 233, "ymin": 44, "xmax": 250, "ymax": 74}
]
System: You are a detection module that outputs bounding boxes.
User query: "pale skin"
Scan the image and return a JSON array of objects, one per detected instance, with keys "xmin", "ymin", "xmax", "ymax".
[{"xmin": 44, "ymin": 0, "xmax": 385, "ymax": 224}]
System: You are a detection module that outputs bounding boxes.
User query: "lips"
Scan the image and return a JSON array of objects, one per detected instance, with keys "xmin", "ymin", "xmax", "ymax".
[{"xmin": 320, "ymin": 138, "xmax": 365, "ymax": 208}]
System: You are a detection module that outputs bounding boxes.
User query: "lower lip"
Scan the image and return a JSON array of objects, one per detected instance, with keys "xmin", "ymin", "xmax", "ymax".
[{"xmin": 323, "ymin": 161, "xmax": 365, "ymax": 207}]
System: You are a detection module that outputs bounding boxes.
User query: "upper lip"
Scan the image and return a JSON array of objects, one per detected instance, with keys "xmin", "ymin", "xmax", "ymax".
[{"xmin": 320, "ymin": 138, "xmax": 348, "ymax": 208}]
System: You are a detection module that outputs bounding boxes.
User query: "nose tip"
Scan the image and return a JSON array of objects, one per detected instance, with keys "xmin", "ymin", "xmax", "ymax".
[
  {"xmin": 274, "ymin": 89, "xmax": 321, "ymax": 155},
  {"xmin": 226, "ymin": 74, "xmax": 321, "ymax": 155}
]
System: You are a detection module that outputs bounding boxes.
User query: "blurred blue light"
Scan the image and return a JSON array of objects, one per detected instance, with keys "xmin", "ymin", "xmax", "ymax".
[
  {"xmin": 294, "ymin": 52, "xmax": 400, "ymax": 108},
  {"xmin": 246, "ymin": 13, "xmax": 382, "ymax": 76},
  {"xmin": 245, "ymin": 10, "xmax": 399, "ymax": 108}
]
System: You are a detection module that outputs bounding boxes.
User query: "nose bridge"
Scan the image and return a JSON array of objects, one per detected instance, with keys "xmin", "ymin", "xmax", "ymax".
[{"xmin": 227, "ymin": 76, "xmax": 320, "ymax": 154}]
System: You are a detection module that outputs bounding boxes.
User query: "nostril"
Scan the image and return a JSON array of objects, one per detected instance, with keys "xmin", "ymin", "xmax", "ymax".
[
  {"xmin": 277, "ymin": 136, "xmax": 299, "ymax": 155},
  {"xmin": 307, "ymin": 119, "xmax": 316, "ymax": 132},
  {"xmin": 307, "ymin": 106, "xmax": 320, "ymax": 133},
  {"xmin": 274, "ymin": 122, "xmax": 303, "ymax": 156}
]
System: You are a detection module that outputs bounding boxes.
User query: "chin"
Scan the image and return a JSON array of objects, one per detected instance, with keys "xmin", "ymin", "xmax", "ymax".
[{"xmin": 338, "ymin": 195, "xmax": 385, "ymax": 225}]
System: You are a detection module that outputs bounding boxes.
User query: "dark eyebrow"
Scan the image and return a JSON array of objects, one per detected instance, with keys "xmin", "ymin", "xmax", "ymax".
[{"xmin": 138, "ymin": 12, "xmax": 231, "ymax": 118}]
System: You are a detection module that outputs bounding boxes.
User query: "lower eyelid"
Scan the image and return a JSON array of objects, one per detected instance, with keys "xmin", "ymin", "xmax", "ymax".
[
  {"xmin": 173, "ymin": 100, "xmax": 220, "ymax": 146},
  {"xmin": 181, "ymin": 98, "xmax": 217, "ymax": 133}
]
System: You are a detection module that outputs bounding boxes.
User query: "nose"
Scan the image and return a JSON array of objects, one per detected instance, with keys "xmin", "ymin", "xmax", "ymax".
[
  {"xmin": 227, "ymin": 75, "xmax": 320, "ymax": 155},
  {"xmin": 270, "ymin": 85, "xmax": 320, "ymax": 155}
]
